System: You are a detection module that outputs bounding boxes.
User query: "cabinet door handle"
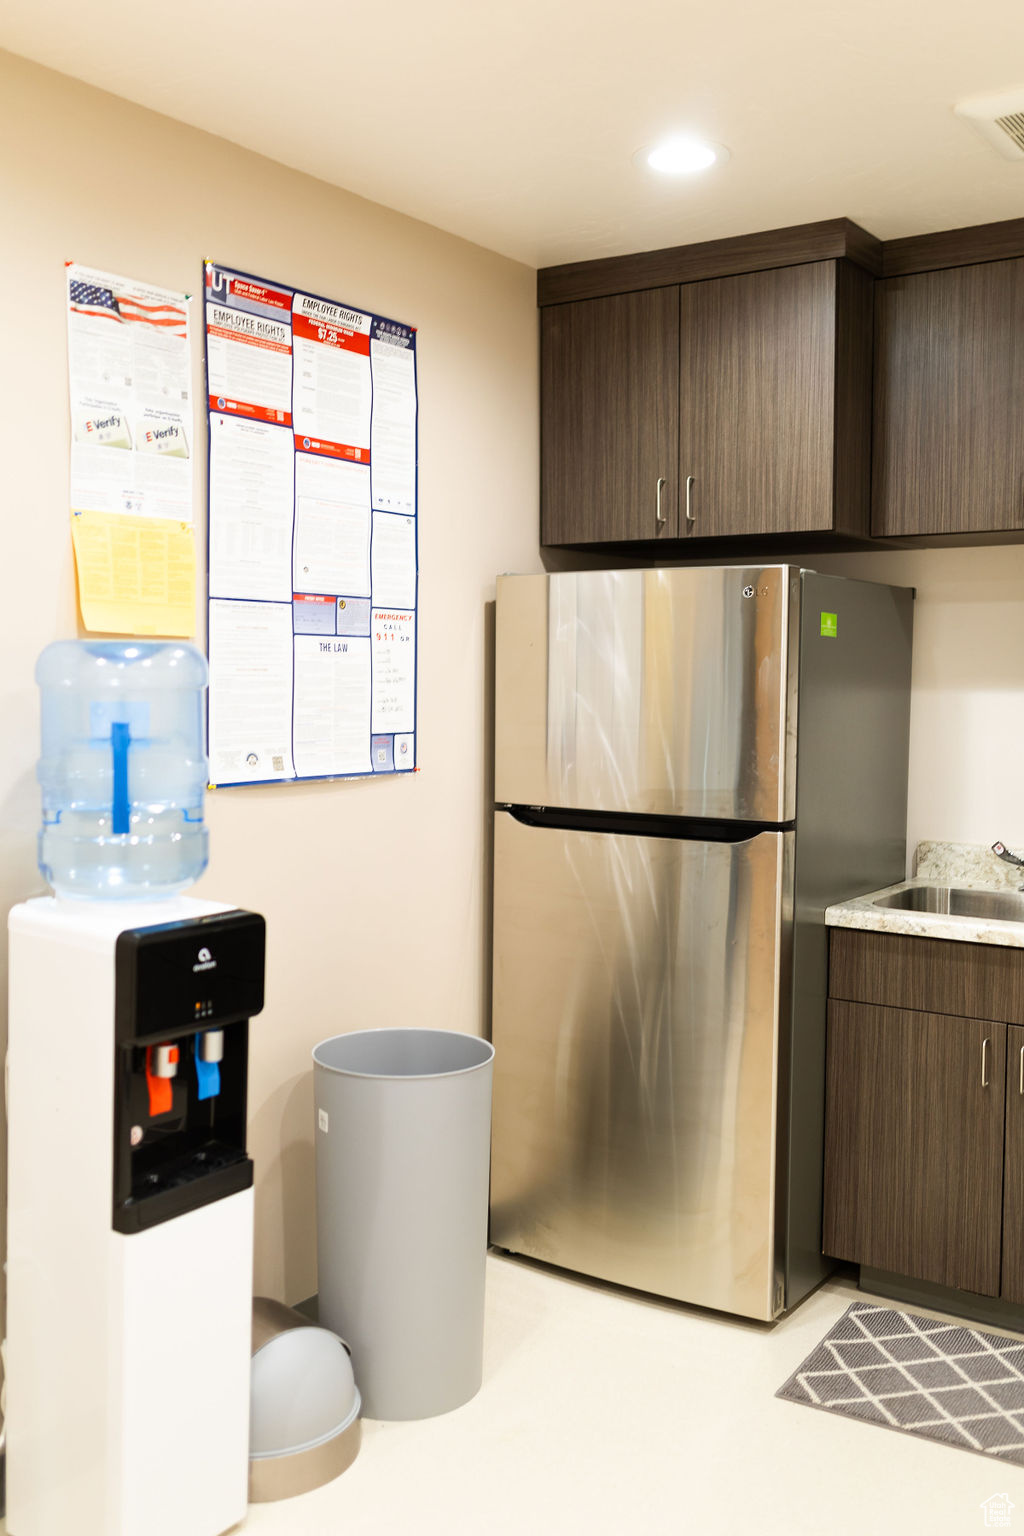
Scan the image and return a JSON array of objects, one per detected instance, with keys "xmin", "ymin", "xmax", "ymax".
[
  {"xmin": 655, "ymin": 477, "xmax": 668, "ymax": 527},
  {"xmin": 982, "ymin": 1037, "xmax": 991, "ymax": 1088},
  {"xmin": 1018, "ymin": 1043, "xmax": 1023, "ymax": 1096},
  {"xmin": 685, "ymin": 475, "xmax": 696, "ymax": 530}
]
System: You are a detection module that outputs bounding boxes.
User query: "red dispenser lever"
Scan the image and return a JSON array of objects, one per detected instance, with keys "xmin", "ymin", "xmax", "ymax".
[{"xmin": 145, "ymin": 1043, "xmax": 178, "ymax": 1117}]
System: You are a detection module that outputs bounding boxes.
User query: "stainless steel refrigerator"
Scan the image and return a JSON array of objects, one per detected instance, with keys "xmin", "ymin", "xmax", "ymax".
[{"xmin": 490, "ymin": 565, "xmax": 913, "ymax": 1321}]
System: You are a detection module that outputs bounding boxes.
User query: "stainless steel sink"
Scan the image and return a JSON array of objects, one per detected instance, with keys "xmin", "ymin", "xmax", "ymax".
[{"xmin": 872, "ymin": 886, "xmax": 1024, "ymax": 922}]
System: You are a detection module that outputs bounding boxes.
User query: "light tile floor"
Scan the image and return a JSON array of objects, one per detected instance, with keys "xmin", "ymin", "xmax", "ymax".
[
  {"xmin": 11, "ymin": 1254, "xmax": 1019, "ymax": 1536},
  {"xmin": 235, "ymin": 1254, "xmax": 1024, "ymax": 1536}
]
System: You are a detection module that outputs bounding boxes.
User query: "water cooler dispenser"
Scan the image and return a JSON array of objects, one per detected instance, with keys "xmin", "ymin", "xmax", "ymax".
[{"xmin": 6, "ymin": 642, "xmax": 264, "ymax": 1536}]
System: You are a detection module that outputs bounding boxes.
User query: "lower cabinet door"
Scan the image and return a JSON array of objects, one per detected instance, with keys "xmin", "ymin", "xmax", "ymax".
[
  {"xmin": 824, "ymin": 1000, "xmax": 1006, "ymax": 1295},
  {"xmin": 1002, "ymin": 1026, "xmax": 1024, "ymax": 1303}
]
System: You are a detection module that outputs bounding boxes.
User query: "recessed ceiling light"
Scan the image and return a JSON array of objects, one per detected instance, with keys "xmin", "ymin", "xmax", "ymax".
[{"xmin": 636, "ymin": 137, "xmax": 729, "ymax": 175}]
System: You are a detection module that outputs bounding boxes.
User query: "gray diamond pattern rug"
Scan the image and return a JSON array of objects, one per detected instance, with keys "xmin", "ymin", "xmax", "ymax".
[{"xmin": 777, "ymin": 1301, "xmax": 1024, "ymax": 1465}]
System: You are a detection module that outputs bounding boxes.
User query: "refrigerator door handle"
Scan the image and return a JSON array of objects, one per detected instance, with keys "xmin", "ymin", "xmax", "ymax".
[{"xmin": 505, "ymin": 803, "xmax": 794, "ymax": 842}]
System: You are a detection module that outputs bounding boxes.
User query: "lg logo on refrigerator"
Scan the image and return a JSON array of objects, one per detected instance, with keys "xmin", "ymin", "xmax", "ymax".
[{"xmin": 742, "ymin": 585, "xmax": 770, "ymax": 599}]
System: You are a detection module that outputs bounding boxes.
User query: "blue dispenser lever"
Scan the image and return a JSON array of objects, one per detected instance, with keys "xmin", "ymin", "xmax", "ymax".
[
  {"xmin": 110, "ymin": 721, "xmax": 131, "ymax": 835},
  {"xmin": 194, "ymin": 1035, "xmax": 221, "ymax": 1101}
]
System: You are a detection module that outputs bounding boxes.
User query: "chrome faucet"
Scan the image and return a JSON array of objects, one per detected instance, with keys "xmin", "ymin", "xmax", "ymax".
[{"xmin": 992, "ymin": 841, "xmax": 1024, "ymax": 889}]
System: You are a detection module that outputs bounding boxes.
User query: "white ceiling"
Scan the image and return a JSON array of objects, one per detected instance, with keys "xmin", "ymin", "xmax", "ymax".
[{"xmin": 4, "ymin": 0, "xmax": 1024, "ymax": 269}]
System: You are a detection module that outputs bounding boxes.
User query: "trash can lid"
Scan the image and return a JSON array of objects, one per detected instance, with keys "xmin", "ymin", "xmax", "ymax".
[{"xmin": 251, "ymin": 1323, "xmax": 360, "ymax": 1457}]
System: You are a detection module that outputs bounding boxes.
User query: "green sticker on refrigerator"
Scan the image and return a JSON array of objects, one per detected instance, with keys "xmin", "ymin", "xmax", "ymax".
[{"xmin": 820, "ymin": 611, "xmax": 838, "ymax": 638}]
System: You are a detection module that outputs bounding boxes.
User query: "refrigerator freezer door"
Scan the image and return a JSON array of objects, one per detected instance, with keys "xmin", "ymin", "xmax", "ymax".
[
  {"xmin": 494, "ymin": 566, "xmax": 797, "ymax": 821},
  {"xmin": 490, "ymin": 812, "xmax": 791, "ymax": 1321}
]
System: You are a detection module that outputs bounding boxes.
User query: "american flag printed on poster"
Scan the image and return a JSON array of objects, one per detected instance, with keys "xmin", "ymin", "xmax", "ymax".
[
  {"xmin": 115, "ymin": 290, "xmax": 188, "ymax": 337},
  {"xmin": 68, "ymin": 280, "xmax": 121, "ymax": 322},
  {"xmin": 68, "ymin": 279, "xmax": 188, "ymax": 338}
]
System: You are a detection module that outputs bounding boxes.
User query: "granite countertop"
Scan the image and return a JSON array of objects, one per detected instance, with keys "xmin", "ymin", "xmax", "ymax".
[{"xmin": 825, "ymin": 840, "xmax": 1024, "ymax": 949}]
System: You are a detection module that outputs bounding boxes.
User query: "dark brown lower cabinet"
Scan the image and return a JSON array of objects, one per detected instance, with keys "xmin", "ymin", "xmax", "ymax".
[
  {"xmin": 824, "ymin": 999, "xmax": 1007, "ymax": 1296},
  {"xmin": 1002, "ymin": 1026, "xmax": 1024, "ymax": 1303}
]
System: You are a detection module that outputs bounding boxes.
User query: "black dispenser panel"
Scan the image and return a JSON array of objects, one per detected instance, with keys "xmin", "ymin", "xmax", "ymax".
[
  {"xmin": 112, "ymin": 910, "xmax": 264, "ymax": 1234},
  {"xmin": 115, "ymin": 908, "xmax": 265, "ymax": 1044}
]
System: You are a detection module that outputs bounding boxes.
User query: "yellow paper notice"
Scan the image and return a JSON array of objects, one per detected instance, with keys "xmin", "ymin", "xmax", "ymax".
[{"xmin": 71, "ymin": 510, "xmax": 196, "ymax": 636}]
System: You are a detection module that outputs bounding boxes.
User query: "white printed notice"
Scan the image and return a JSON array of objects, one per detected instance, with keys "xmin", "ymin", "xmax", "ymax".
[
  {"xmin": 204, "ymin": 264, "xmax": 417, "ymax": 786},
  {"xmin": 66, "ymin": 261, "xmax": 196, "ymax": 635}
]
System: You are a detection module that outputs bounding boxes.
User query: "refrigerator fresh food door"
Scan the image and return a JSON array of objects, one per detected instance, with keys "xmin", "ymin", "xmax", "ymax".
[
  {"xmin": 490, "ymin": 812, "xmax": 791, "ymax": 1321},
  {"xmin": 494, "ymin": 566, "xmax": 797, "ymax": 822}
]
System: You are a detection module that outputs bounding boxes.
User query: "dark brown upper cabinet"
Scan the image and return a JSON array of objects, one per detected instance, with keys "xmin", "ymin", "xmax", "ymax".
[
  {"xmin": 538, "ymin": 219, "xmax": 879, "ymax": 550},
  {"xmin": 679, "ymin": 261, "xmax": 872, "ymax": 539},
  {"xmin": 873, "ymin": 256, "xmax": 1024, "ymax": 538},
  {"xmin": 541, "ymin": 214, "xmax": 1024, "ymax": 553},
  {"xmin": 541, "ymin": 288, "xmax": 680, "ymax": 544}
]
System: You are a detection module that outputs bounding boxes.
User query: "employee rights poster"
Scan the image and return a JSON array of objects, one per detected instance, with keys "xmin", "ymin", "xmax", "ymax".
[{"xmin": 203, "ymin": 264, "xmax": 418, "ymax": 787}]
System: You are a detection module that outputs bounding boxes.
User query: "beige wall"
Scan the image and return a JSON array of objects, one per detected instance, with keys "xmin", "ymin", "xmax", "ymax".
[{"xmin": 0, "ymin": 50, "xmax": 541, "ymax": 1303}]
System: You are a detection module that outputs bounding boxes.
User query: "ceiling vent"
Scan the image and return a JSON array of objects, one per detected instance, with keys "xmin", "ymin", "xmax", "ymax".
[
  {"xmin": 995, "ymin": 112, "xmax": 1024, "ymax": 155},
  {"xmin": 955, "ymin": 88, "xmax": 1024, "ymax": 160}
]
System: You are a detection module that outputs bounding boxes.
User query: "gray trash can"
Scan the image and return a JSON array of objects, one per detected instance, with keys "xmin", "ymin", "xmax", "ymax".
[{"xmin": 313, "ymin": 1028, "xmax": 495, "ymax": 1421}]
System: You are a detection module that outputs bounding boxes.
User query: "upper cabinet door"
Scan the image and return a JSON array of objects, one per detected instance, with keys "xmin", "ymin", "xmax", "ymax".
[
  {"xmin": 678, "ymin": 261, "xmax": 850, "ymax": 539},
  {"xmin": 541, "ymin": 288, "xmax": 680, "ymax": 545},
  {"xmin": 873, "ymin": 258, "xmax": 1024, "ymax": 537}
]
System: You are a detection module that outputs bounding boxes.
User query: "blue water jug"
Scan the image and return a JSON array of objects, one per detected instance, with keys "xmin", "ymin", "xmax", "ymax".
[{"xmin": 36, "ymin": 641, "xmax": 209, "ymax": 899}]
